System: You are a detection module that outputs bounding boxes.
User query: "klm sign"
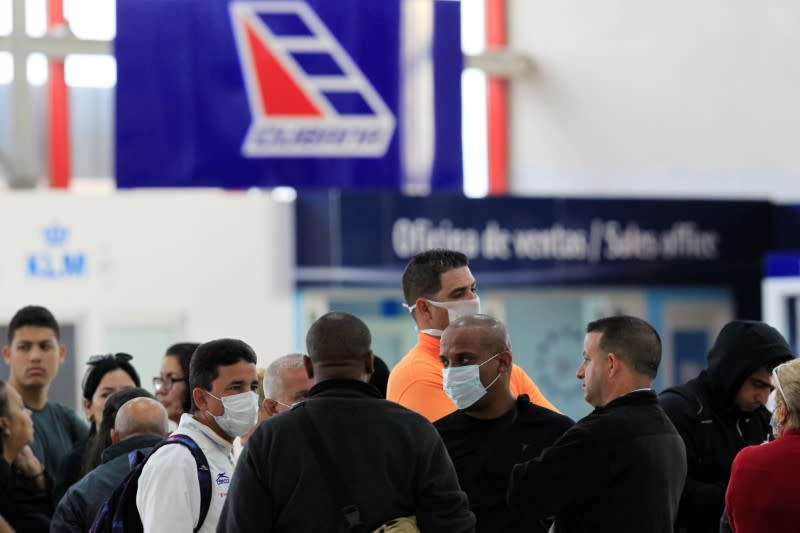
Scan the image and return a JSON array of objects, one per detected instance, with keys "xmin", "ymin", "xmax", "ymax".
[{"xmin": 27, "ymin": 225, "xmax": 88, "ymax": 279}]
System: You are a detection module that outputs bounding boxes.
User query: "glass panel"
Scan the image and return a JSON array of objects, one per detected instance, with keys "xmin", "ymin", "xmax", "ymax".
[
  {"xmin": 27, "ymin": 51, "xmax": 47, "ymax": 85},
  {"xmin": 25, "ymin": 0, "xmax": 46, "ymax": 38},
  {"xmin": 105, "ymin": 325, "xmax": 180, "ymax": 397},
  {"xmin": 0, "ymin": 0, "xmax": 11, "ymax": 35},
  {"xmin": 65, "ymin": 54, "xmax": 115, "ymax": 88},
  {"xmin": 0, "ymin": 51, "xmax": 12, "ymax": 83},
  {"xmin": 64, "ymin": 0, "xmax": 115, "ymax": 40}
]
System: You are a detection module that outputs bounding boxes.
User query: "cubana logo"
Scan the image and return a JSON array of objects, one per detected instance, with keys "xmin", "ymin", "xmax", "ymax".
[{"xmin": 229, "ymin": 1, "xmax": 396, "ymax": 157}]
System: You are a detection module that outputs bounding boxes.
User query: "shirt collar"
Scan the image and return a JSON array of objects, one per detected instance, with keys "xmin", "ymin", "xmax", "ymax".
[{"xmin": 179, "ymin": 413, "xmax": 234, "ymax": 451}]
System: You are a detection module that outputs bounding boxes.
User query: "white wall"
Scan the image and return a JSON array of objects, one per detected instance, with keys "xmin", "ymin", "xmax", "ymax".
[
  {"xmin": 508, "ymin": 0, "xmax": 800, "ymax": 199},
  {"xmin": 0, "ymin": 190, "xmax": 294, "ymax": 408}
]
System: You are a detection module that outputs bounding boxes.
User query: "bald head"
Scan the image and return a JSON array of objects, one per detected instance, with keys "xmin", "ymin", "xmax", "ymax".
[
  {"xmin": 306, "ymin": 312, "xmax": 371, "ymax": 367},
  {"xmin": 114, "ymin": 397, "xmax": 169, "ymax": 440},
  {"xmin": 443, "ymin": 314, "xmax": 511, "ymax": 354}
]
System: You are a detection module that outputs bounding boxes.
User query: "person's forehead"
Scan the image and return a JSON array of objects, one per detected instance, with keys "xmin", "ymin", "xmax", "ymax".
[
  {"xmin": 747, "ymin": 368, "xmax": 772, "ymax": 383},
  {"xmin": 11, "ymin": 326, "xmax": 58, "ymax": 344},
  {"xmin": 583, "ymin": 331, "xmax": 602, "ymax": 351},
  {"xmin": 435, "ymin": 267, "xmax": 475, "ymax": 296},
  {"xmin": 161, "ymin": 355, "xmax": 183, "ymax": 374},
  {"xmin": 213, "ymin": 360, "xmax": 258, "ymax": 384},
  {"xmin": 280, "ymin": 365, "xmax": 311, "ymax": 385},
  {"xmin": 441, "ymin": 327, "xmax": 484, "ymax": 356}
]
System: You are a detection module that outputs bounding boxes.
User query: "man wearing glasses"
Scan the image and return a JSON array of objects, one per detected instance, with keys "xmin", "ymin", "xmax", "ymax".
[{"xmin": 659, "ymin": 321, "xmax": 794, "ymax": 533}]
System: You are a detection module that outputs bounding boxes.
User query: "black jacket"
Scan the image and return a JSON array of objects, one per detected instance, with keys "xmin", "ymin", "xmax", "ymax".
[
  {"xmin": 508, "ymin": 390, "xmax": 686, "ymax": 533},
  {"xmin": 50, "ymin": 433, "xmax": 163, "ymax": 533},
  {"xmin": 658, "ymin": 320, "xmax": 794, "ymax": 533},
  {"xmin": 435, "ymin": 395, "xmax": 573, "ymax": 533},
  {"xmin": 219, "ymin": 379, "xmax": 475, "ymax": 533}
]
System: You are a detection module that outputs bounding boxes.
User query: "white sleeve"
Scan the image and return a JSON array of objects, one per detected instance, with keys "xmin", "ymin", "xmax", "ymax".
[{"xmin": 136, "ymin": 443, "xmax": 201, "ymax": 533}]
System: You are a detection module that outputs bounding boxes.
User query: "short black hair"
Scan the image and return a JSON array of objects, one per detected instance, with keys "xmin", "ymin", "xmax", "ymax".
[
  {"xmin": 81, "ymin": 387, "xmax": 154, "ymax": 476},
  {"xmin": 587, "ymin": 316, "xmax": 662, "ymax": 379},
  {"xmin": 165, "ymin": 342, "xmax": 200, "ymax": 413},
  {"xmin": 189, "ymin": 339, "xmax": 257, "ymax": 413},
  {"xmin": 7, "ymin": 305, "xmax": 60, "ymax": 344},
  {"xmin": 402, "ymin": 249, "xmax": 469, "ymax": 307},
  {"xmin": 306, "ymin": 312, "xmax": 371, "ymax": 364}
]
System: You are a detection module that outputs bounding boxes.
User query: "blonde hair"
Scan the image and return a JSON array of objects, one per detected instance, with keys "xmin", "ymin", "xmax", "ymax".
[{"xmin": 774, "ymin": 359, "xmax": 800, "ymax": 428}]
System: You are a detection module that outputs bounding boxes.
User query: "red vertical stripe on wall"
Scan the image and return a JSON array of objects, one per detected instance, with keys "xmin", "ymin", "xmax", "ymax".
[
  {"xmin": 48, "ymin": 0, "xmax": 71, "ymax": 189},
  {"xmin": 485, "ymin": 0, "xmax": 508, "ymax": 196}
]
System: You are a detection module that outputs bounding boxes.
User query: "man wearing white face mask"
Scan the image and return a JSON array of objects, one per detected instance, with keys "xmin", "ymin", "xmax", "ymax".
[
  {"xmin": 136, "ymin": 338, "xmax": 259, "ymax": 533},
  {"xmin": 435, "ymin": 314, "xmax": 574, "ymax": 533},
  {"xmin": 387, "ymin": 249, "xmax": 557, "ymax": 422}
]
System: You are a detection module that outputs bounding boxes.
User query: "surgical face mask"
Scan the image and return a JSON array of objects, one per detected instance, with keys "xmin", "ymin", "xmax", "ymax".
[
  {"xmin": 442, "ymin": 352, "xmax": 501, "ymax": 410},
  {"xmin": 404, "ymin": 296, "xmax": 481, "ymax": 337},
  {"xmin": 206, "ymin": 390, "xmax": 259, "ymax": 438}
]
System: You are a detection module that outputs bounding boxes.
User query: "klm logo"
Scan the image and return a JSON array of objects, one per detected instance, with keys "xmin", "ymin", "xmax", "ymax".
[{"xmin": 27, "ymin": 225, "xmax": 88, "ymax": 279}]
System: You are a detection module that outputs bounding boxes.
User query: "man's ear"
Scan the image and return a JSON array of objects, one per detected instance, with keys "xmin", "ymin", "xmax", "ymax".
[
  {"xmin": 192, "ymin": 388, "xmax": 209, "ymax": 412},
  {"xmin": 497, "ymin": 351, "xmax": 513, "ymax": 374},
  {"xmin": 606, "ymin": 352, "xmax": 620, "ymax": 376},
  {"xmin": 263, "ymin": 399, "xmax": 278, "ymax": 418},
  {"xmin": 415, "ymin": 297, "xmax": 436, "ymax": 324},
  {"xmin": 0, "ymin": 417, "xmax": 9, "ymax": 436},
  {"xmin": 2, "ymin": 346, "xmax": 10, "ymax": 365},
  {"xmin": 303, "ymin": 355, "xmax": 314, "ymax": 380},
  {"xmin": 58, "ymin": 344, "xmax": 66, "ymax": 364},
  {"xmin": 110, "ymin": 428, "xmax": 122, "ymax": 445}
]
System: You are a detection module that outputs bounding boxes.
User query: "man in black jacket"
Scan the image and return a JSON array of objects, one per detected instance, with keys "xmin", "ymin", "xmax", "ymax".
[
  {"xmin": 51, "ymin": 391, "xmax": 169, "ymax": 532},
  {"xmin": 219, "ymin": 312, "xmax": 475, "ymax": 533},
  {"xmin": 508, "ymin": 316, "xmax": 686, "ymax": 533},
  {"xmin": 659, "ymin": 320, "xmax": 794, "ymax": 533},
  {"xmin": 435, "ymin": 314, "xmax": 573, "ymax": 533}
]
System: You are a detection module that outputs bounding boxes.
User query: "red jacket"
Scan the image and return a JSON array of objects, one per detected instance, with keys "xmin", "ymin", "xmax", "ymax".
[{"xmin": 725, "ymin": 428, "xmax": 800, "ymax": 533}]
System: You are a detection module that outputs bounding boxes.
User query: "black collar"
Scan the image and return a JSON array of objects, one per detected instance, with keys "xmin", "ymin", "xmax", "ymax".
[{"xmin": 307, "ymin": 379, "xmax": 383, "ymax": 399}]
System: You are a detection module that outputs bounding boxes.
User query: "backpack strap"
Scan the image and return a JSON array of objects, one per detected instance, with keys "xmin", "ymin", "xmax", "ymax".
[
  {"xmin": 158, "ymin": 434, "xmax": 213, "ymax": 533},
  {"xmin": 296, "ymin": 403, "xmax": 366, "ymax": 533}
]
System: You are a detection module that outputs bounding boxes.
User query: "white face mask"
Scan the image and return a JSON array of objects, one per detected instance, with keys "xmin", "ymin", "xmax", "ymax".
[
  {"xmin": 442, "ymin": 352, "xmax": 501, "ymax": 410},
  {"xmin": 206, "ymin": 390, "xmax": 259, "ymax": 438},
  {"xmin": 405, "ymin": 296, "xmax": 481, "ymax": 337}
]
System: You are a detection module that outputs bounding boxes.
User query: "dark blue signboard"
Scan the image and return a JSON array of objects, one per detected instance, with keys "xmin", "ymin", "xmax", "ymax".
[
  {"xmin": 295, "ymin": 192, "xmax": 774, "ymax": 286},
  {"xmin": 115, "ymin": 0, "xmax": 462, "ymax": 190}
]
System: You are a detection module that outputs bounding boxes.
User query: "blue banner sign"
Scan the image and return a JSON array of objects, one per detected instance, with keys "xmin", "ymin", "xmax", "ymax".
[
  {"xmin": 296, "ymin": 192, "xmax": 774, "ymax": 285},
  {"xmin": 115, "ymin": 0, "xmax": 462, "ymax": 191}
]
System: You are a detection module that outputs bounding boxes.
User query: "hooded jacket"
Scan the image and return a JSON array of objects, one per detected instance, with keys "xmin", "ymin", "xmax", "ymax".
[{"xmin": 659, "ymin": 321, "xmax": 794, "ymax": 533}]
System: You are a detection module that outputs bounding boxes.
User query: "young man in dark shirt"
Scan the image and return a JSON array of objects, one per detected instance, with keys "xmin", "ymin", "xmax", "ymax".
[
  {"xmin": 435, "ymin": 314, "xmax": 573, "ymax": 533},
  {"xmin": 2, "ymin": 306, "xmax": 88, "ymax": 476}
]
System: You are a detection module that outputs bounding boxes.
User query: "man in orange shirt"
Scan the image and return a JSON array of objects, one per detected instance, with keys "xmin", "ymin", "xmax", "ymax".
[{"xmin": 387, "ymin": 249, "xmax": 557, "ymax": 422}]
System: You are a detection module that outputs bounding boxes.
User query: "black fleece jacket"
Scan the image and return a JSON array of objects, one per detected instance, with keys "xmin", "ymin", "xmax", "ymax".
[
  {"xmin": 659, "ymin": 320, "xmax": 795, "ymax": 533},
  {"xmin": 508, "ymin": 390, "xmax": 686, "ymax": 533},
  {"xmin": 219, "ymin": 379, "xmax": 475, "ymax": 533}
]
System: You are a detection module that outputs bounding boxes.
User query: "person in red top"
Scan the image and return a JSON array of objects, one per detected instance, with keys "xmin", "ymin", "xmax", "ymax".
[
  {"xmin": 387, "ymin": 249, "xmax": 556, "ymax": 422},
  {"xmin": 724, "ymin": 357, "xmax": 800, "ymax": 533}
]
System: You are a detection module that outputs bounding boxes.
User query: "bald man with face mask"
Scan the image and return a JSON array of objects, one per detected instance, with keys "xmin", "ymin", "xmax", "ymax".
[{"xmin": 387, "ymin": 249, "xmax": 557, "ymax": 422}]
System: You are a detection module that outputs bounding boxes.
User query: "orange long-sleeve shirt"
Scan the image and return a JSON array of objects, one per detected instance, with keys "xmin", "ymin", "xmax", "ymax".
[{"xmin": 387, "ymin": 333, "xmax": 558, "ymax": 422}]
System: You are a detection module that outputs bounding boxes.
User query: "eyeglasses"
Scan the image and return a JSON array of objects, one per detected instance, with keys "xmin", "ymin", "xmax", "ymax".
[
  {"xmin": 153, "ymin": 375, "xmax": 188, "ymax": 392},
  {"xmin": 87, "ymin": 353, "xmax": 133, "ymax": 365},
  {"xmin": 82, "ymin": 353, "xmax": 134, "ymax": 390},
  {"xmin": 772, "ymin": 363, "xmax": 791, "ymax": 414}
]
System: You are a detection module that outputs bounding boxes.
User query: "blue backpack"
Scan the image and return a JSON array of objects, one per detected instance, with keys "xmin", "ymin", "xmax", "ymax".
[{"xmin": 89, "ymin": 433, "xmax": 212, "ymax": 533}]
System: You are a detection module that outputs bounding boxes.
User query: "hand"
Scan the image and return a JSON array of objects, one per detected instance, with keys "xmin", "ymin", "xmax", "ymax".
[{"xmin": 12, "ymin": 445, "xmax": 44, "ymax": 479}]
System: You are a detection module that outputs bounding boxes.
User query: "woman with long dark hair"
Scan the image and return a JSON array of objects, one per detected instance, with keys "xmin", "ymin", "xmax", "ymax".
[
  {"xmin": 154, "ymin": 343, "xmax": 199, "ymax": 427},
  {"xmin": 53, "ymin": 353, "xmax": 139, "ymax": 502}
]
